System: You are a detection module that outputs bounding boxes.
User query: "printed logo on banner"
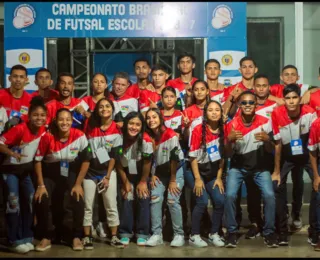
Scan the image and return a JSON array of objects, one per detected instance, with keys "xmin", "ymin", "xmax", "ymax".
[
  {"xmin": 211, "ymin": 4, "xmax": 233, "ymax": 30},
  {"xmin": 13, "ymin": 4, "xmax": 36, "ymax": 29},
  {"xmin": 18, "ymin": 52, "xmax": 30, "ymax": 64},
  {"xmin": 224, "ymin": 79, "xmax": 231, "ymax": 86},
  {"xmin": 221, "ymin": 54, "xmax": 233, "ymax": 66}
]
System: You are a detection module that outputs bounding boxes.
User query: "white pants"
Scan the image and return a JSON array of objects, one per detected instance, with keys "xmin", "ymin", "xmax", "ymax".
[{"xmin": 83, "ymin": 170, "xmax": 120, "ymax": 227}]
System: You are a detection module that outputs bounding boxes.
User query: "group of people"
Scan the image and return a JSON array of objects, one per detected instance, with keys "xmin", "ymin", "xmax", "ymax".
[{"xmin": 1, "ymin": 52, "xmax": 320, "ymax": 254}]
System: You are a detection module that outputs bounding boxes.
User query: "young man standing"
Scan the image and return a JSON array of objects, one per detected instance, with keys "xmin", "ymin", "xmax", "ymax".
[
  {"xmin": 32, "ymin": 68, "xmax": 59, "ymax": 104},
  {"xmin": 45, "ymin": 72, "xmax": 86, "ymax": 127},
  {"xmin": 224, "ymin": 91, "xmax": 278, "ymax": 248},
  {"xmin": 235, "ymin": 74, "xmax": 278, "ymax": 239},
  {"xmin": 271, "ymin": 84, "xmax": 318, "ymax": 245},
  {"xmin": 0, "ymin": 65, "xmax": 31, "ymax": 123},
  {"xmin": 204, "ymin": 59, "xmax": 225, "ymax": 104},
  {"xmin": 167, "ymin": 53, "xmax": 198, "ymax": 109},
  {"xmin": 270, "ymin": 65, "xmax": 314, "ymax": 98},
  {"xmin": 126, "ymin": 59, "xmax": 153, "ymax": 99}
]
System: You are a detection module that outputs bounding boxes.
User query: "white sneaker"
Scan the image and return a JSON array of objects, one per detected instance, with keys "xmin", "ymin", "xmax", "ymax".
[
  {"xmin": 146, "ymin": 234, "xmax": 163, "ymax": 247},
  {"xmin": 8, "ymin": 244, "xmax": 30, "ymax": 254},
  {"xmin": 96, "ymin": 222, "xmax": 107, "ymax": 238},
  {"xmin": 208, "ymin": 233, "xmax": 225, "ymax": 247},
  {"xmin": 170, "ymin": 235, "xmax": 185, "ymax": 247},
  {"xmin": 189, "ymin": 234, "xmax": 208, "ymax": 248},
  {"xmin": 25, "ymin": 243, "xmax": 35, "ymax": 251}
]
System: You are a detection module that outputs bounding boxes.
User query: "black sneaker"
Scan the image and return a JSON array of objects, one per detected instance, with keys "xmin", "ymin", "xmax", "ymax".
[
  {"xmin": 110, "ymin": 236, "xmax": 125, "ymax": 249},
  {"xmin": 225, "ymin": 233, "xmax": 238, "ymax": 248},
  {"xmin": 308, "ymin": 233, "xmax": 319, "ymax": 246},
  {"xmin": 245, "ymin": 225, "xmax": 261, "ymax": 239},
  {"xmin": 278, "ymin": 233, "xmax": 289, "ymax": 246},
  {"xmin": 83, "ymin": 236, "xmax": 94, "ymax": 250},
  {"xmin": 264, "ymin": 233, "xmax": 279, "ymax": 248}
]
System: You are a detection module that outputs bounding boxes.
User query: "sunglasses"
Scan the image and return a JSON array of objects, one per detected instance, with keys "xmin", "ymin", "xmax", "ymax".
[{"xmin": 240, "ymin": 100, "xmax": 256, "ymax": 106}]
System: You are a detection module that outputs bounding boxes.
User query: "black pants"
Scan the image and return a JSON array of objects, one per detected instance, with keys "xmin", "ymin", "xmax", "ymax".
[
  {"xmin": 274, "ymin": 156, "xmax": 315, "ymax": 234},
  {"xmin": 35, "ymin": 171, "xmax": 84, "ymax": 240}
]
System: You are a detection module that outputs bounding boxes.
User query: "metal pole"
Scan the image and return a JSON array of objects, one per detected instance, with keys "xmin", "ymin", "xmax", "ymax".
[{"xmin": 295, "ymin": 2, "xmax": 303, "ymax": 83}]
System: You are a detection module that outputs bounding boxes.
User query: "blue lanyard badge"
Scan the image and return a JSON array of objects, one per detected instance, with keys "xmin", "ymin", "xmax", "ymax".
[
  {"xmin": 60, "ymin": 161, "xmax": 69, "ymax": 177},
  {"xmin": 290, "ymin": 139, "xmax": 303, "ymax": 156},
  {"xmin": 207, "ymin": 145, "xmax": 221, "ymax": 162},
  {"xmin": 10, "ymin": 147, "xmax": 21, "ymax": 164},
  {"xmin": 151, "ymin": 160, "xmax": 156, "ymax": 175},
  {"xmin": 9, "ymin": 110, "xmax": 21, "ymax": 119},
  {"xmin": 95, "ymin": 147, "xmax": 110, "ymax": 164}
]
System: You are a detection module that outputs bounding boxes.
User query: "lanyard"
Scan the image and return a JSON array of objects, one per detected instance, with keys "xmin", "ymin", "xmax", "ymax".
[{"xmin": 288, "ymin": 118, "xmax": 301, "ymax": 140}]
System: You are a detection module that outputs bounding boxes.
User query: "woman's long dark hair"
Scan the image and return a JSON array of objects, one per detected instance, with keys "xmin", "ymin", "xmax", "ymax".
[
  {"xmin": 191, "ymin": 79, "xmax": 211, "ymax": 105},
  {"xmin": 88, "ymin": 97, "xmax": 115, "ymax": 129},
  {"xmin": 49, "ymin": 108, "xmax": 73, "ymax": 136},
  {"xmin": 201, "ymin": 100, "xmax": 224, "ymax": 158},
  {"xmin": 91, "ymin": 72, "xmax": 109, "ymax": 98},
  {"xmin": 122, "ymin": 112, "xmax": 145, "ymax": 154},
  {"xmin": 145, "ymin": 108, "xmax": 166, "ymax": 141}
]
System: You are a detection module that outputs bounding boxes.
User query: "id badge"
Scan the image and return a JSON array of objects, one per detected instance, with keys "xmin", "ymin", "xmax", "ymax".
[
  {"xmin": 290, "ymin": 139, "xmax": 303, "ymax": 155},
  {"xmin": 128, "ymin": 160, "xmax": 138, "ymax": 175},
  {"xmin": 60, "ymin": 161, "xmax": 69, "ymax": 177},
  {"xmin": 95, "ymin": 147, "xmax": 110, "ymax": 164},
  {"xmin": 10, "ymin": 147, "xmax": 21, "ymax": 164},
  {"xmin": 207, "ymin": 145, "xmax": 221, "ymax": 162},
  {"xmin": 9, "ymin": 110, "xmax": 21, "ymax": 119}
]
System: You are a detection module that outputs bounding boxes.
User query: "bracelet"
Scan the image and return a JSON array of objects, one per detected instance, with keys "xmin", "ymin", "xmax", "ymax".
[
  {"xmin": 104, "ymin": 176, "xmax": 110, "ymax": 180},
  {"xmin": 37, "ymin": 185, "xmax": 45, "ymax": 188},
  {"xmin": 139, "ymin": 180, "xmax": 147, "ymax": 184}
]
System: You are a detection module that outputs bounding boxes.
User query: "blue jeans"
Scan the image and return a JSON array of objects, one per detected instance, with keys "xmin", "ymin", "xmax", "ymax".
[
  {"xmin": 150, "ymin": 166, "xmax": 184, "ymax": 236},
  {"xmin": 185, "ymin": 170, "xmax": 225, "ymax": 235},
  {"xmin": 119, "ymin": 174, "xmax": 150, "ymax": 239},
  {"xmin": 2, "ymin": 173, "xmax": 35, "ymax": 246},
  {"xmin": 225, "ymin": 168, "xmax": 275, "ymax": 236}
]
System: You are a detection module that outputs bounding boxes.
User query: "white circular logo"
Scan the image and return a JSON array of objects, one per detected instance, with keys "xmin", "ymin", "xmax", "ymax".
[
  {"xmin": 13, "ymin": 4, "xmax": 36, "ymax": 29},
  {"xmin": 211, "ymin": 5, "xmax": 233, "ymax": 30}
]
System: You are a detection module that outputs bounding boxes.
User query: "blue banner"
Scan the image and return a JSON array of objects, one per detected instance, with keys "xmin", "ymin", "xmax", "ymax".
[
  {"xmin": 5, "ymin": 2, "xmax": 209, "ymax": 38},
  {"xmin": 5, "ymin": 2, "xmax": 247, "ymax": 38}
]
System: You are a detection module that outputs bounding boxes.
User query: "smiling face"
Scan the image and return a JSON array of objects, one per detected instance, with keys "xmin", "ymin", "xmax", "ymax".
[
  {"xmin": 56, "ymin": 110, "xmax": 72, "ymax": 133},
  {"xmin": 112, "ymin": 77, "xmax": 130, "ymax": 98},
  {"xmin": 98, "ymin": 99, "xmax": 113, "ymax": 119},
  {"xmin": 146, "ymin": 110, "xmax": 161, "ymax": 131},
  {"xmin": 206, "ymin": 102, "xmax": 222, "ymax": 123},
  {"xmin": 92, "ymin": 74, "xmax": 107, "ymax": 95},
  {"xmin": 29, "ymin": 107, "xmax": 47, "ymax": 128},
  {"xmin": 239, "ymin": 93, "xmax": 256, "ymax": 116},
  {"xmin": 57, "ymin": 76, "xmax": 74, "ymax": 98},
  {"xmin": 281, "ymin": 68, "xmax": 299, "ymax": 86},
  {"xmin": 127, "ymin": 117, "xmax": 143, "ymax": 138},
  {"xmin": 9, "ymin": 69, "xmax": 28, "ymax": 91}
]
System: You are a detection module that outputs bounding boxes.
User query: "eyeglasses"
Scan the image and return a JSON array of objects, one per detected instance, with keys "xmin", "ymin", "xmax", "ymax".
[{"xmin": 240, "ymin": 100, "xmax": 256, "ymax": 106}]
